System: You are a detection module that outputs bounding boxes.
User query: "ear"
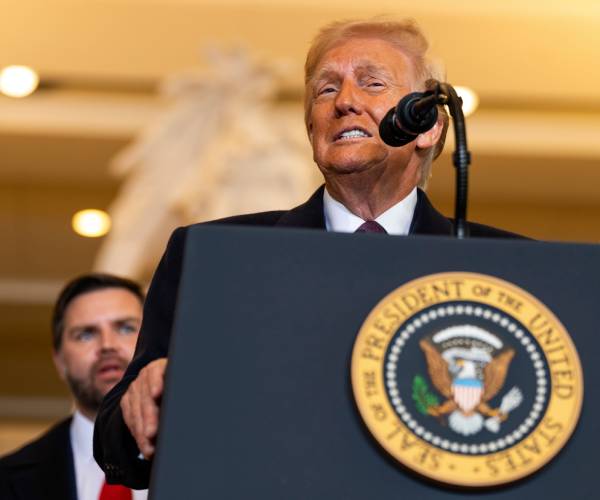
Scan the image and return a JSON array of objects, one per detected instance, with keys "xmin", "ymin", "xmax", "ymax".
[
  {"xmin": 415, "ymin": 115, "xmax": 444, "ymax": 150},
  {"xmin": 307, "ymin": 121, "xmax": 314, "ymax": 145},
  {"xmin": 52, "ymin": 350, "xmax": 67, "ymax": 382}
]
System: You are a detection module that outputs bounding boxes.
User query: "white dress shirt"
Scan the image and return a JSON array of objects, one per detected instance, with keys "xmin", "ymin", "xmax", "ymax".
[
  {"xmin": 323, "ymin": 187, "xmax": 417, "ymax": 235},
  {"xmin": 70, "ymin": 411, "xmax": 148, "ymax": 500}
]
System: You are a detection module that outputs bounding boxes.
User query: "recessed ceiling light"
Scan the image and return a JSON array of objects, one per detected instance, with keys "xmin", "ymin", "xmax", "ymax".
[
  {"xmin": 454, "ymin": 86, "xmax": 479, "ymax": 117},
  {"xmin": 72, "ymin": 209, "xmax": 111, "ymax": 238},
  {"xmin": 0, "ymin": 65, "xmax": 40, "ymax": 98}
]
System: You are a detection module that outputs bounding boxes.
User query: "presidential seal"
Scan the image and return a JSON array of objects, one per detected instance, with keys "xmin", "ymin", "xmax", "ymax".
[{"xmin": 351, "ymin": 272, "xmax": 583, "ymax": 487}]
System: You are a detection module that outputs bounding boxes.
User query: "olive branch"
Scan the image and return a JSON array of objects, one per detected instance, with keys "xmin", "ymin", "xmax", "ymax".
[{"xmin": 412, "ymin": 375, "xmax": 439, "ymax": 415}]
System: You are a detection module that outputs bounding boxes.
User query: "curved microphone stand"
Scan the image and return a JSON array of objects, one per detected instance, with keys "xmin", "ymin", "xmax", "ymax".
[{"xmin": 433, "ymin": 82, "xmax": 471, "ymax": 239}]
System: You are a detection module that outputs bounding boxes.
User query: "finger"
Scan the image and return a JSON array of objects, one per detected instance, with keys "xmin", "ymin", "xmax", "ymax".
[
  {"xmin": 141, "ymin": 444, "xmax": 155, "ymax": 460},
  {"xmin": 127, "ymin": 381, "xmax": 154, "ymax": 457},
  {"xmin": 121, "ymin": 389, "xmax": 141, "ymax": 444},
  {"xmin": 138, "ymin": 367, "xmax": 161, "ymax": 442},
  {"xmin": 120, "ymin": 391, "xmax": 132, "ymax": 431},
  {"xmin": 129, "ymin": 382, "xmax": 144, "ymax": 438},
  {"xmin": 147, "ymin": 360, "xmax": 167, "ymax": 399},
  {"xmin": 141, "ymin": 391, "xmax": 160, "ymax": 442}
]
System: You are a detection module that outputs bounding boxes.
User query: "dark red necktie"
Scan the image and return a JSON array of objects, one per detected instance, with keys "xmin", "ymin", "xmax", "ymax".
[
  {"xmin": 98, "ymin": 480, "xmax": 132, "ymax": 500},
  {"xmin": 355, "ymin": 220, "xmax": 387, "ymax": 233}
]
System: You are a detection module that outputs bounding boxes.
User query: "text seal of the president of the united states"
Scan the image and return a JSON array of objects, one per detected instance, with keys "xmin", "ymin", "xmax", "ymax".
[{"xmin": 351, "ymin": 272, "xmax": 583, "ymax": 487}]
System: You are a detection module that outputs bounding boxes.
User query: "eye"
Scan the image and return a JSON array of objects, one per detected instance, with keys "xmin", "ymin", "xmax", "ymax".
[
  {"xmin": 117, "ymin": 322, "xmax": 139, "ymax": 335},
  {"xmin": 317, "ymin": 84, "xmax": 337, "ymax": 96},
  {"xmin": 75, "ymin": 328, "xmax": 96, "ymax": 342},
  {"xmin": 365, "ymin": 79, "xmax": 385, "ymax": 89}
]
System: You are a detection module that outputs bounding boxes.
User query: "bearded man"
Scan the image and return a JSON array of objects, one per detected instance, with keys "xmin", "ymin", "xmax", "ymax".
[{"xmin": 0, "ymin": 274, "xmax": 147, "ymax": 500}]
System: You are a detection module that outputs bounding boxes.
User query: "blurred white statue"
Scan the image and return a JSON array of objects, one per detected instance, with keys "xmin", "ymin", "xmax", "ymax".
[{"xmin": 94, "ymin": 48, "xmax": 317, "ymax": 279}]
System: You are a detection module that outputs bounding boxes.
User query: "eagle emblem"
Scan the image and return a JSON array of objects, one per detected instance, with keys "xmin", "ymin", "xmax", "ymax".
[
  {"xmin": 416, "ymin": 325, "xmax": 523, "ymax": 436},
  {"xmin": 352, "ymin": 274, "xmax": 583, "ymax": 486}
]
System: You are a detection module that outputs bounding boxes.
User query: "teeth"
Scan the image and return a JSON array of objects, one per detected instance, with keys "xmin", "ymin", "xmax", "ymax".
[{"xmin": 339, "ymin": 129, "xmax": 369, "ymax": 139}]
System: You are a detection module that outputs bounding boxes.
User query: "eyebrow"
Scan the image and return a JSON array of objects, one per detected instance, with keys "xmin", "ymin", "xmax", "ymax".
[
  {"xmin": 312, "ymin": 68, "xmax": 339, "ymax": 85},
  {"xmin": 355, "ymin": 61, "xmax": 395, "ymax": 80},
  {"xmin": 312, "ymin": 61, "xmax": 396, "ymax": 86},
  {"xmin": 66, "ymin": 316, "xmax": 141, "ymax": 334},
  {"xmin": 112, "ymin": 316, "xmax": 141, "ymax": 325}
]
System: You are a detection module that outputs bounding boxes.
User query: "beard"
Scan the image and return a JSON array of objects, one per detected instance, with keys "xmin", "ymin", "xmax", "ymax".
[
  {"xmin": 65, "ymin": 354, "xmax": 128, "ymax": 415},
  {"xmin": 65, "ymin": 372, "xmax": 105, "ymax": 414}
]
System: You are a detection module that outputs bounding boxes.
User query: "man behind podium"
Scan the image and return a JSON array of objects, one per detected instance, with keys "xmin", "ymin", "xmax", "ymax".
[
  {"xmin": 0, "ymin": 274, "xmax": 148, "ymax": 500},
  {"xmin": 94, "ymin": 18, "xmax": 518, "ymax": 489}
]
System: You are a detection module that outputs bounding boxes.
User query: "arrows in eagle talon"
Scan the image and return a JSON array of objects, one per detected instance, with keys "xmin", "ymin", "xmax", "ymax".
[{"xmin": 484, "ymin": 387, "xmax": 523, "ymax": 433}]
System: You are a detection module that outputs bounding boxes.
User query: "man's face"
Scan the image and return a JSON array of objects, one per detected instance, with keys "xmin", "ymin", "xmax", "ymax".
[
  {"xmin": 308, "ymin": 37, "xmax": 419, "ymax": 179},
  {"xmin": 53, "ymin": 288, "xmax": 142, "ymax": 417}
]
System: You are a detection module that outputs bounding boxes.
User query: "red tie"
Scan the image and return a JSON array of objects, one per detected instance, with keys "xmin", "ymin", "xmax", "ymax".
[{"xmin": 98, "ymin": 480, "xmax": 132, "ymax": 500}]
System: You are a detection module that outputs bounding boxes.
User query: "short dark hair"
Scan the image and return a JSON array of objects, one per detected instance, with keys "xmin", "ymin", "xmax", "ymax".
[{"xmin": 51, "ymin": 273, "xmax": 144, "ymax": 351}]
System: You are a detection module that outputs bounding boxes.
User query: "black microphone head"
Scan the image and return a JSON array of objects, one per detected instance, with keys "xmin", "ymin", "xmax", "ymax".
[
  {"xmin": 379, "ymin": 107, "xmax": 418, "ymax": 147},
  {"xmin": 396, "ymin": 92, "xmax": 439, "ymax": 135}
]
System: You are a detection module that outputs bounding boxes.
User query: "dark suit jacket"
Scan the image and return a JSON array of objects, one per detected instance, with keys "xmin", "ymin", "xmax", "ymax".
[
  {"xmin": 94, "ymin": 186, "xmax": 521, "ymax": 489},
  {"xmin": 0, "ymin": 418, "xmax": 77, "ymax": 500}
]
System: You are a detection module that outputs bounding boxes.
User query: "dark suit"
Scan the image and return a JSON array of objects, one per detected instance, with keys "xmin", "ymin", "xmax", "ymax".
[
  {"xmin": 94, "ymin": 187, "xmax": 521, "ymax": 489},
  {"xmin": 0, "ymin": 418, "xmax": 77, "ymax": 500}
]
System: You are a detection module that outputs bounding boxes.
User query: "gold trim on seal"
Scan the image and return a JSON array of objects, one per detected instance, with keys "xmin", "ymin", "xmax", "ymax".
[{"xmin": 351, "ymin": 272, "xmax": 583, "ymax": 487}]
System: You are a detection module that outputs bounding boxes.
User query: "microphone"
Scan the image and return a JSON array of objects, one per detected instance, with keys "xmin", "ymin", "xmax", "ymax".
[{"xmin": 379, "ymin": 91, "xmax": 439, "ymax": 147}]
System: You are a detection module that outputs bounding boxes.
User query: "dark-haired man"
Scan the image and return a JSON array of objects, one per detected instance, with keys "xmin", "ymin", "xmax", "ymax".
[{"xmin": 0, "ymin": 274, "xmax": 147, "ymax": 500}]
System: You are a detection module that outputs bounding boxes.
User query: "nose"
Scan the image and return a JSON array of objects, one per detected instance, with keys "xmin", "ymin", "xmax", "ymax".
[
  {"xmin": 334, "ymin": 80, "xmax": 363, "ymax": 117},
  {"xmin": 99, "ymin": 328, "xmax": 118, "ymax": 352}
]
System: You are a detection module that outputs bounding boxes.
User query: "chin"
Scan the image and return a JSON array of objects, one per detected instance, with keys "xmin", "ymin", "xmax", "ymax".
[
  {"xmin": 96, "ymin": 379, "xmax": 120, "ymax": 395},
  {"xmin": 320, "ymin": 158, "xmax": 384, "ymax": 177},
  {"xmin": 317, "ymin": 148, "xmax": 387, "ymax": 176}
]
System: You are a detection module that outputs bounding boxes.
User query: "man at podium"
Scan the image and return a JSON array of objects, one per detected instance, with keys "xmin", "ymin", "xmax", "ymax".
[{"xmin": 94, "ymin": 18, "xmax": 518, "ymax": 489}]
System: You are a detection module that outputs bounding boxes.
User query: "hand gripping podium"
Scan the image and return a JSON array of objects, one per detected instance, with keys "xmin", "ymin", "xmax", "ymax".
[{"xmin": 149, "ymin": 226, "xmax": 598, "ymax": 499}]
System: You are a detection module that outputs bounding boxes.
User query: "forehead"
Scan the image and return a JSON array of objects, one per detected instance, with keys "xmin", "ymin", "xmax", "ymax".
[
  {"xmin": 63, "ymin": 288, "xmax": 142, "ymax": 326},
  {"xmin": 313, "ymin": 37, "xmax": 415, "ymax": 82}
]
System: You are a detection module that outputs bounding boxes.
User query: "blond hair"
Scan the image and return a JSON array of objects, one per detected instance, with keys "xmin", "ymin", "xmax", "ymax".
[{"xmin": 304, "ymin": 19, "xmax": 448, "ymax": 188}]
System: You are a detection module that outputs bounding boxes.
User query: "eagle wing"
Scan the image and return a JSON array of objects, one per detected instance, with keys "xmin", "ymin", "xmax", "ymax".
[
  {"xmin": 419, "ymin": 339, "xmax": 453, "ymax": 398},
  {"xmin": 482, "ymin": 349, "xmax": 515, "ymax": 402}
]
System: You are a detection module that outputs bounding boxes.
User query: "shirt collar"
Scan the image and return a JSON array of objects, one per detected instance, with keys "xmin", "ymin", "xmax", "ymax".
[
  {"xmin": 323, "ymin": 187, "xmax": 417, "ymax": 235},
  {"xmin": 70, "ymin": 410, "xmax": 95, "ymax": 460}
]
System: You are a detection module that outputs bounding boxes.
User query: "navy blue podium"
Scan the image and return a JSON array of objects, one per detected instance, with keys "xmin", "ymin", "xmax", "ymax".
[{"xmin": 150, "ymin": 226, "xmax": 598, "ymax": 499}]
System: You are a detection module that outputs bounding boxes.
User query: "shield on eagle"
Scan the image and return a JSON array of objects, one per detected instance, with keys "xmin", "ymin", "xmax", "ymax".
[{"xmin": 452, "ymin": 379, "xmax": 484, "ymax": 414}]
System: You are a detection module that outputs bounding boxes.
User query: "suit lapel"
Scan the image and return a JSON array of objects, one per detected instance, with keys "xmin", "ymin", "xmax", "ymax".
[
  {"xmin": 5, "ymin": 418, "xmax": 76, "ymax": 500},
  {"xmin": 275, "ymin": 186, "xmax": 326, "ymax": 229},
  {"xmin": 409, "ymin": 188, "xmax": 454, "ymax": 236},
  {"xmin": 38, "ymin": 431, "xmax": 76, "ymax": 500}
]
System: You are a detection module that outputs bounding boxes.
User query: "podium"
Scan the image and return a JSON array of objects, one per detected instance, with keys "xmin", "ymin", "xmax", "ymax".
[{"xmin": 149, "ymin": 226, "xmax": 598, "ymax": 498}]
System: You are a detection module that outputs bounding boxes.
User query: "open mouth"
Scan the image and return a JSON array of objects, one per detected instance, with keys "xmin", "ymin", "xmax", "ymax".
[
  {"xmin": 96, "ymin": 361, "xmax": 125, "ymax": 379},
  {"xmin": 334, "ymin": 127, "xmax": 372, "ymax": 142}
]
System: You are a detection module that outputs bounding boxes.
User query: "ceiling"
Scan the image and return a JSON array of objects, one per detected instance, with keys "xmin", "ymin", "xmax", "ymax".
[{"xmin": 1, "ymin": 0, "xmax": 599, "ymax": 416}]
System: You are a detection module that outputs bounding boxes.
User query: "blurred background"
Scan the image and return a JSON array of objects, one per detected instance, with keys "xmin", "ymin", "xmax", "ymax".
[{"xmin": 1, "ymin": 0, "xmax": 599, "ymax": 454}]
